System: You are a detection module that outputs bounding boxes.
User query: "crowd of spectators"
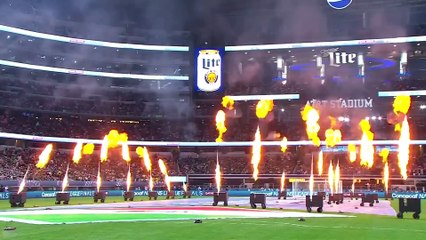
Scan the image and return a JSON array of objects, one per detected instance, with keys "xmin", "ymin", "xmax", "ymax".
[{"xmin": 0, "ymin": 146, "xmax": 424, "ymax": 183}]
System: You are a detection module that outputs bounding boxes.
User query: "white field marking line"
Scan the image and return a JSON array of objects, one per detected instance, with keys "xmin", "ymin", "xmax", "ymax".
[
  {"xmin": 0, "ymin": 209, "xmax": 352, "ymax": 218},
  {"xmin": 220, "ymin": 219, "xmax": 426, "ymax": 233},
  {"xmin": 0, "ymin": 217, "xmax": 51, "ymax": 225},
  {"xmin": 0, "ymin": 216, "xmax": 253, "ymax": 225}
]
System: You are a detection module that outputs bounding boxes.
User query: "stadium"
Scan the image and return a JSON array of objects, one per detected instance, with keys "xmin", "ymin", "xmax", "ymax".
[{"xmin": 0, "ymin": 0, "xmax": 425, "ymax": 239}]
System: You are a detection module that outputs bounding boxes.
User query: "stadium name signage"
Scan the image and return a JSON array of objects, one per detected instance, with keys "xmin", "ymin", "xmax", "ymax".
[{"xmin": 309, "ymin": 98, "xmax": 373, "ymax": 109}]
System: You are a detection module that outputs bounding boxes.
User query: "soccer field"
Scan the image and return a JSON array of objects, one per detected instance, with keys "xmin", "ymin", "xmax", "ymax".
[{"xmin": 0, "ymin": 198, "xmax": 424, "ymax": 240}]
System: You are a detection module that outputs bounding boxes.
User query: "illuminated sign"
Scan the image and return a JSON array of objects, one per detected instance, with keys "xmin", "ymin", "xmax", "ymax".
[
  {"xmin": 194, "ymin": 48, "xmax": 224, "ymax": 92},
  {"xmin": 289, "ymin": 178, "xmax": 306, "ymax": 183},
  {"xmin": 327, "ymin": 0, "xmax": 352, "ymax": 10}
]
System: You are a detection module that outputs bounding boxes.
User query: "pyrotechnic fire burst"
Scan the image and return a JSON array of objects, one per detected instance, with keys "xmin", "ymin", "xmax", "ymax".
[
  {"xmin": 334, "ymin": 161, "xmax": 340, "ymax": 194},
  {"xmin": 379, "ymin": 148, "xmax": 390, "ymax": 163},
  {"xmin": 121, "ymin": 142, "xmax": 131, "ymax": 162},
  {"xmin": 328, "ymin": 161, "xmax": 334, "ymax": 195},
  {"xmin": 100, "ymin": 136, "xmax": 109, "ymax": 162},
  {"xmin": 392, "ymin": 96, "xmax": 411, "ymax": 180},
  {"xmin": 62, "ymin": 164, "xmax": 70, "ymax": 192},
  {"xmin": 251, "ymin": 126, "xmax": 262, "ymax": 181},
  {"xmin": 348, "ymin": 144, "xmax": 357, "ymax": 163},
  {"xmin": 398, "ymin": 117, "xmax": 410, "ymax": 180},
  {"xmin": 158, "ymin": 159, "xmax": 171, "ymax": 192},
  {"xmin": 280, "ymin": 137, "xmax": 288, "ymax": 153},
  {"xmin": 222, "ymin": 96, "xmax": 234, "ymax": 110},
  {"xmin": 82, "ymin": 143, "xmax": 94, "ymax": 155},
  {"xmin": 106, "ymin": 130, "xmax": 128, "ymax": 148},
  {"xmin": 36, "ymin": 144, "xmax": 53, "ymax": 168},
  {"xmin": 301, "ymin": 104, "xmax": 321, "ymax": 146},
  {"xmin": 384, "ymin": 162, "xmax": 389, "ymax": 194},
  {"xmin": 359, "ymin": 119, "xmax": 375, "ymax": 168},
  {"xmin": 325, "ymin": 117, "xmax": 342, "ymax": 148},
  {"xmin": 280, "ymin": 171, "xmax": 286, "ymax": 192},
  {"xmin": 142, "ymin": 147, "xmax": 152, "ymax": 172},
  {"xmin": 17, "ymin": 167, "xmax": 30, "ymax": 194},
  {"xmin": 96, "ymin": 164, "xmax": 102, "ymax": 193},
  {"xmin": 215, "ymin": 110, "xmax": 227, "ymax": 142},
  {"xmin": 72, "ymin": 141, "xmax": 83, "ymax": 164},
  {"xmin": 309, "ymin": 157, "xmax": 314, "ymax": 198},
  {"xmin": 215, "ymin": 152, "xmax": 221, "ymax": 193},
  {"xmin": 256, "ymin": 99, "xmax": 274, "ymax": 119},
  {"xmin": 126, "ymin": 165, "xmax": 132, "ymax": 192},
  {"xmin": 318, "ymin": 151, "xmax": 323, "ymax": 176}
]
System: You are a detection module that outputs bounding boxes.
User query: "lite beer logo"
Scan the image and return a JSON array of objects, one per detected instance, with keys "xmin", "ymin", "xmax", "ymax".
[
  {"xmin": 327, "ymin": 0, "xmax": 352, "ymax": 10},
  {"xmin": 196, "ymin": 49, "xmax": 222, "ymax": 92},
  {"xmin": 320, "ymin": 48, "xmax": 358, "ymax": 67}
]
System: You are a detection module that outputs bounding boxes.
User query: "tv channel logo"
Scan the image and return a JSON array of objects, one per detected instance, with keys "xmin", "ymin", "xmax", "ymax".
[{"xmin": 327, "ymin": 0, "xmax": 352, "ymax": 10}]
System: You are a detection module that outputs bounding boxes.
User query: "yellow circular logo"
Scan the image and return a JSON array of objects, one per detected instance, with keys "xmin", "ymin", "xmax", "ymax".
[{"xmin": 205, "ymin": 70, "xmax": 218, "ymax": 84}]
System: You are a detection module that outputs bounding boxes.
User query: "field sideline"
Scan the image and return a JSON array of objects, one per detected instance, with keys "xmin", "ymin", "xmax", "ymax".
[{"xmin": 0, "ymin": 197, "xmax": 425, "ymax": 240}]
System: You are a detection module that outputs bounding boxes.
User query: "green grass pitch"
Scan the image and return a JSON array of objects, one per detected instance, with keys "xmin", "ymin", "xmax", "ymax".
[{"xmin": 0, "ymin": 197, "xmax": 424, "ymax": 240}]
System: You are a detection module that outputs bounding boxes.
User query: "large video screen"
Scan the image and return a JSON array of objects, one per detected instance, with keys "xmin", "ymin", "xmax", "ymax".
[{"xmin": 221, "ymin": 38, "xmax": 426, "ymax": 120}]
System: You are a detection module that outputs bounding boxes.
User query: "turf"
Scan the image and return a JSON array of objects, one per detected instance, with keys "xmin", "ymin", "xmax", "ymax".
[
  {"xmin": 1, "ymin": 213, "xmax": 239, "ymax": 223},
  {"xmin": 0, "ymin": 198, "xmax": 425, "ymax": 240},
  {"xmin": 0, "ymin": 196, "xmax": 174, "ymax": 210}
]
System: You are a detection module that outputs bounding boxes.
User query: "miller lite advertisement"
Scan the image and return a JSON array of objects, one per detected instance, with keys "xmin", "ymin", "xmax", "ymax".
[{"xmin": 194, "ymin": 48, "xmax": 224, "ymax": 92}]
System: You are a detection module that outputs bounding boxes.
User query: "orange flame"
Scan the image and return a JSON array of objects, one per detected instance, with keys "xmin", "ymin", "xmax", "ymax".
[
  {"xmin": 222, "ymin": 96, "xmax": 234, "ymax": 110},
  {"xmin": 106, "ymin": 130, "xmax": 128, "ymax": 148},
  {"xmin": 328, "ymin": 161, "xmax": 334, "ymax": 195},
  {"xmin": 256, "ymin": 99, "xmax": 274, "ymax": 119},
  {"xmin": 158, "ymin": 159, "xmax": 171, "ymax": 192},
  {"xmin": 398, "ymin": 116, "xmax": 410, "ymax": 180},
  {"xmin": 325, "ymin": 129, "xmax": 342, "ymax": 148},
  {"xmin": 379, "ymin": 148, "xmax": 390, "ymax": 163},
  {"xmin": 309, "ymin": 158, "xmax": 314, "ymax": 197},
  {"xmin": 359, "ymin": 119, "xmax": 375, "ymax": 168},
  {"xmin": 318, "ymin": 151, "xmax": 323, "ymax": 176},
  {"xmin": 215, "ymin": 110, "xmax": 227, "ymax": 142},
  {"xmin": 215, "ymin": 153, "xmax": 221, "ymax": 193},
  {"xmin": 126, "ymin": 165, "xmax": 132, "ymax": 192},
  {"xmin": 251, "ymin": 126, "xmax": 262, "ymax": 181},
  {"xmin": 82, "ymin": 143, "xmax": 94, "ymax": 155},
  {"xmin": 280, "ymin": 137, "xmax": 288, "ymax": 153},
  {"xmin": 334, "ymin": 162, "xmax": 340, "ymax": 194},
  {"xmin": 393, "ymin": 95, "xmax": 411, "ymax": 129},
  {"xmin": 384, "ymin": 162, "xmax": 389, "ymax": 193},
  {"xmin": 183, "ymin": 182, "xmax": 188, "ymax": 192},
  {"xmin": 17, "ymin": 168, "xmax": 30, "ymax": 194},
  {"xmin": 72, "ymin": 141, "xmax": 83, "ymax": 164},
  {"xmin": 280, "ymin": 171, "xmax": 286, "ymax": 192},
  {"xmin": 121, "ymin": 142, "xmax": 131, "ymax": 162},
  {"xmin": 62, "ymin": 164, "xmax": 70, "ymax": 192},
  {"xmin": 142, "ymin": 147, "xmax": 152, "ymax": 172},
  {"xmin": 301, "ymin": 104, "xmax": 321, "ymax": 146},
  {"xmin": 393, "ymin": 95, "xmax": 411, "ymax": 131},
  {"xmin": 36, "ymin": 144, "xmax": 53, "ymax": 168},
  {"xmin": 100, "ymin": 136, "xmax": 109, "ymax": 162},
  {"xmin": 348, "ymin": 144, "xmax": 357, "ymax": 163},
  {"xmin": 136, "ymin": 146, "xmax": 143, "ymax": 158},
  {"xmin": 96, "ymin": 166, "xmax": 102, "ymax": 192}
]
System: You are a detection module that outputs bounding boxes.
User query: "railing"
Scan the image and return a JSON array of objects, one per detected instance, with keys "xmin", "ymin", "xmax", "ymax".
[{"xmin": 0, "ymin": 24, "xmax": 189, "ymax": 52}]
